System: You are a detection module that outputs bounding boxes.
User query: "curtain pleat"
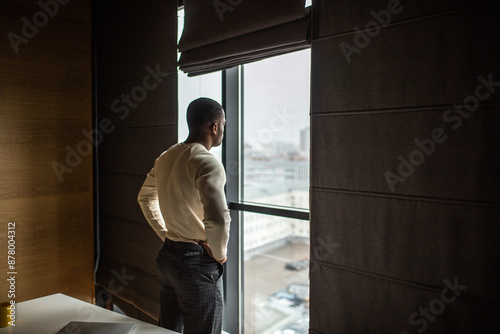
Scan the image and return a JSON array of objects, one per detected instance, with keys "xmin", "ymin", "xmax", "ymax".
[{"xmin": 179, "ymin": 0, "xmax": 311, "ymax": 76}]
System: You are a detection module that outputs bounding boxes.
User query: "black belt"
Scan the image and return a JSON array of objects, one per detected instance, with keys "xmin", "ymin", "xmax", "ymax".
[{"xmin": 163, "ymin": 237, "xmax": 206, "ymax": 255}]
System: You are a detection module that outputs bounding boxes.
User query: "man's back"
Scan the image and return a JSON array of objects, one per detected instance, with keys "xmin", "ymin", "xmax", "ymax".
[{"xmin": 154, "ymin": 142, "xmax": 229, "ymax": 259}]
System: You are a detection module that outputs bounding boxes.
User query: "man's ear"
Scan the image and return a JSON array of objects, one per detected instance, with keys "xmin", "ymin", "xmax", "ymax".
[{"xmin": 212, "ymin": 122, "xmax": 219, "ymax": 134}]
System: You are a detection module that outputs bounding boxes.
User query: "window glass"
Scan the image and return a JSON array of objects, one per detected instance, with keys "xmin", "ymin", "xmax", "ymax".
[
  {"xmin": 178, "ymin": 9, "xmax": 222, "ymax": 159},
  {"xmin": 242, "ymin": 49, "xmax": 310, "ymax": 209},
  {"xmin": 244, "ymin": 212, "xmax": 309, "ymax": 334},
  {"xmin": 242, "ymin": 49, "xmax": 311, "ymax": 334}
]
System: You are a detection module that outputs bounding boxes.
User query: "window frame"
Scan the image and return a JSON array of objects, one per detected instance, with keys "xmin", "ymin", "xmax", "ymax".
[{"xmin": 222, "ymin": 64, "xmax": 310, "ymax": 334}]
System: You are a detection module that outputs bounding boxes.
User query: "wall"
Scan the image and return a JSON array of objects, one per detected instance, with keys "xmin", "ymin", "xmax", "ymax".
[
  {"xmin": 94, "ymin": 0, "xmax": 178, "ymax": 323},
  {"xmin": 309, "ymin": 0, "xmax": 500, "ymax": 333},
  {"xmin": 0, "ymin": 0, "xmax": 93, "ymax": 302}
]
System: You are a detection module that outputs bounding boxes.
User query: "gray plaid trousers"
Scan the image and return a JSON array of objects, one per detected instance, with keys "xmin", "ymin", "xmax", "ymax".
[{"xmin": 156, "ymin": 238, "xmax": 224, "ymax": 334}]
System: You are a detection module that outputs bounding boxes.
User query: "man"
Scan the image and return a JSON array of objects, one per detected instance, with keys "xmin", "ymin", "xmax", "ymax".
[{"xmin": 137, "ymin": 97, "xmax": 230, "ymax": 334}]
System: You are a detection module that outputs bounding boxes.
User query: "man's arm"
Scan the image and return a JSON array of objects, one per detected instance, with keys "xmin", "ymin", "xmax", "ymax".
[
  {"xmin": 197, "ymin": 159, "xmax": 231, "ymax": 263},
  {"xmin": 137, "ymin": 168, "xmax": 168, "ymax": 241}
]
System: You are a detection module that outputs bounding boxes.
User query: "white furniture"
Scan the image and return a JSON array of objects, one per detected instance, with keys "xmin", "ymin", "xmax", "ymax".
[{"xmin": 0, "ymin": 293, "xmax": 178, "ymax": 334}]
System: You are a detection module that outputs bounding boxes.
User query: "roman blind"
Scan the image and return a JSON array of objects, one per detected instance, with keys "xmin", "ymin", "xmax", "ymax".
[{"xmin": 178, "ymin": 0, "xmax": 311, "ymax": 76}]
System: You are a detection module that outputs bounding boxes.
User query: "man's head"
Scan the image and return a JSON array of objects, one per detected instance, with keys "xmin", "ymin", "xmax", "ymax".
[{"xmin": 186, "ymin": 97, "xmax": 226, "ymax": 148}]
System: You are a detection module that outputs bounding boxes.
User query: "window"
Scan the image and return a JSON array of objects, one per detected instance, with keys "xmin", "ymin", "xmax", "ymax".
[
  {"xmin": 221, "ymin": 50, "xmax": 310, "ymax": 334},
  {"xmin": 178, "ymin": 8, "xmax": 311, "ymax": 334},
  {"xmin": 240, "ymin": 50, "xmax": 311, "ymax": 334},
  {"xmin": 242, "ymin": 50, "xmax": 310, "ymax": 210},
  {"xmin": 243, "ymin": 213, "xmax": 309, "ymax": 334}
]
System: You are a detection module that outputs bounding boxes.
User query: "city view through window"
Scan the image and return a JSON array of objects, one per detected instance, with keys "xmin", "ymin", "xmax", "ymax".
[{"xmin": 242, "ymin": 50, "xmax": 310, "ymax": 334}]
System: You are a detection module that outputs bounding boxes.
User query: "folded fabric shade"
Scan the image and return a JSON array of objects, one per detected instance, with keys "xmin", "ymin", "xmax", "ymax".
[{"xmin": 178, "ymin": 0, "xmax": 311, "ymax": 76}]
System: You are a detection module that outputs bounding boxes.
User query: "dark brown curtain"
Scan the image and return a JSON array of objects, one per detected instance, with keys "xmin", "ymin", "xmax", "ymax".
[
  {"xmin": 94, "ymin": 0, "xmax": 178, "ymax": 322},
  {"xmin": 179, "ymin": 0, "xmax": 311, "ymax": 76}
]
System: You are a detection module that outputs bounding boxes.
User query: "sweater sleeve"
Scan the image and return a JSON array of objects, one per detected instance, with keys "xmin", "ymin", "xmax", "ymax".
[
  {"xmin": 137, "ymin": 167, "xmax": 168, "ymax": 241},
  {"xmin": 196, "ymin": 158, "xmax": 231, "ymax": 261}
]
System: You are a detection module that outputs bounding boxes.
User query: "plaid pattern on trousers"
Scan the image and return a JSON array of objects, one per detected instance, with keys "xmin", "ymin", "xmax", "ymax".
[{"xmin": 156, "ymin": 237, "xmax": 224, "ymax": 334}]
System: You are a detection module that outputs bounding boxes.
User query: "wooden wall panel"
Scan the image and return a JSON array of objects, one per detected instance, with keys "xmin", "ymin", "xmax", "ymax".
[
  {"xmin": 94, "ymin": 0, "xmax": 176, "ymax": 40},
  {"xmin": 0, "ymin": 0, "xmax": 93, "ymax": 303},
  {"xmin": 0, "ymin": 193, "xmax": 93, "ymax": 301},
  {"xmin": 3, "ymin": 0, "xmax": 90, "ymax": 22}
]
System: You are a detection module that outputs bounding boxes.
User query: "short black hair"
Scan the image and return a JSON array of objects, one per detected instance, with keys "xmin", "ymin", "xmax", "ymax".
[{"xmin": 186, "ymin": 97, "xmax": 224, "ymax": 132}]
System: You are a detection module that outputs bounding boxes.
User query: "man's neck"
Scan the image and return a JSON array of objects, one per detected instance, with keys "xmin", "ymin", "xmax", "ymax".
[{"xmin": 184, "ymin": 135, "xmax": 212, "ymax": 151}]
